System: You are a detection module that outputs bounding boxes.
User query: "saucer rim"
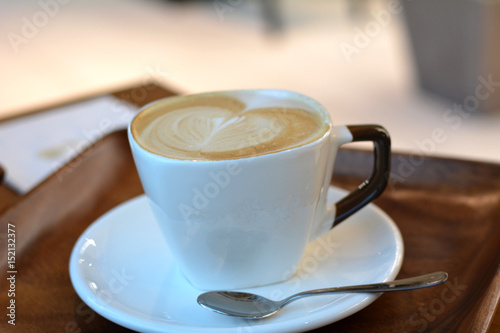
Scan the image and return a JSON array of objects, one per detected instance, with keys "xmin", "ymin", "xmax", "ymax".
[{"xmin": 69, "ymin": 187, "xmax": 404, "ymax": 333}]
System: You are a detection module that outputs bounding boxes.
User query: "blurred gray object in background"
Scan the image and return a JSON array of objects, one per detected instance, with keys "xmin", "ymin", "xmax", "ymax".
[{"xmin": 403, "ymin": 0, "xmax": 500, "ymax": 113}]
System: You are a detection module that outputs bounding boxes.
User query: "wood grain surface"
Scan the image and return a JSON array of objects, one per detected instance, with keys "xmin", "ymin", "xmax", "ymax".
[{"xmin": 0, "ymin": 84, "xmax": 499, "ymax": 332}]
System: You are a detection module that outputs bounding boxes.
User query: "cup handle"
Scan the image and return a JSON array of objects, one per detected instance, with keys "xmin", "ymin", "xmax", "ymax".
[{"xmin": 331, "ymin": 125, "xmax": 391, "ymax": 227}]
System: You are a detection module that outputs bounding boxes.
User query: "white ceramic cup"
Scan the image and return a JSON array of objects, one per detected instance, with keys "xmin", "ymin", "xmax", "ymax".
[{"xmin": 128, "ymin": 89, "xmax": 391, "ymax": 290}]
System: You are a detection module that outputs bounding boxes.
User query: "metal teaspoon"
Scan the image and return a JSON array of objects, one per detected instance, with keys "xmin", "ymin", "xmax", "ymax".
[{"xmin": 197, "ymin": 271, "xmax": 448, "ymax": 319}]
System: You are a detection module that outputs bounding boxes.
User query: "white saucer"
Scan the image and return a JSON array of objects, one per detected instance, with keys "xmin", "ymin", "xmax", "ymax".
[{"xmin": 69, "ymin": 187, "xmax": 404, "ymax": 333}]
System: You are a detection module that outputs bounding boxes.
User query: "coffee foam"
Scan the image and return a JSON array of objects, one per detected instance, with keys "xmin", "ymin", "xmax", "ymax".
[{"xmin": 131, "ymin": 93, "xmax": 329, "ymax": 160}]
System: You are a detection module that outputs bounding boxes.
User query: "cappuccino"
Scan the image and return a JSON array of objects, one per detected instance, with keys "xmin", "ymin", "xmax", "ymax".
[
  {"xmin": 131, "ymin": 92, "xmax": 329, "ymax": 160},
  {"xmin": 128, "ymin": 89, "xmax": 392, "ymax": 289}
]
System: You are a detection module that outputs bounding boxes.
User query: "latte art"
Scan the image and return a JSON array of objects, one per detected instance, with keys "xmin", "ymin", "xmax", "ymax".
[
  {"xmin": 145, "ymin": 106, "xmax": 279, "ymax": 153},
  {"xmin": 132, "ymin": 94, "xmax": 329, "ymax": 160}
]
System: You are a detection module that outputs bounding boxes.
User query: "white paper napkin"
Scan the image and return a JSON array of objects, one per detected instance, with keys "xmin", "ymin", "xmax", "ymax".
[{"xmin": 0, "ymin": 95, "xmax": 139, "ymax": 194}]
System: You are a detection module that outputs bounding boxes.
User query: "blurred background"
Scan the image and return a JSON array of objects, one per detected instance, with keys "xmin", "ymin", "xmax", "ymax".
[{"xmin": 1, "ymin": 0, "xmax": 499, "ymax": 165}]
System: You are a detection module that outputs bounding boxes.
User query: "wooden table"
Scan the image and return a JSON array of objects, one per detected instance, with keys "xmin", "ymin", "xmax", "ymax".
[{"xmin": 0, "ymin": 84, "xmax": 499, "ymax": 332}]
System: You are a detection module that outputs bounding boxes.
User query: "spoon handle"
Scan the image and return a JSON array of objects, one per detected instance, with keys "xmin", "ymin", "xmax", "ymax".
[{"xmin": 282, "ymin": 271, "xmax": 448, "ymax": 306}]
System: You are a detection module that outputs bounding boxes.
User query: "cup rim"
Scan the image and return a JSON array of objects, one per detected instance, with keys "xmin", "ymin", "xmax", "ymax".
[{"xmin": 128, "ymin": 89, "xmax": 333, "ymax": 163}]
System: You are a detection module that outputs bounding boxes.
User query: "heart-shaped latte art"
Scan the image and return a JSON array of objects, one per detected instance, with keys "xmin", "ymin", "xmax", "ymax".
[
  {"xmin": 133, "ymin": 94, "xmax": 328, "ymax": 160},
  {"xmin": 149, "ymin": 106, "xmax": 280, "ymax": 153}
]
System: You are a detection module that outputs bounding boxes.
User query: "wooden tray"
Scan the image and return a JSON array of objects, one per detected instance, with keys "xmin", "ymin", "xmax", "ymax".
[{"xmin": 0, "ymin": 84, "xmax": 499, "ymax": 332}]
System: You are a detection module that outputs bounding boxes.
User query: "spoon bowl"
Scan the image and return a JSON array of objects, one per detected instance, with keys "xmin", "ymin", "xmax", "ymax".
[{"xmin": 197, "ymin": 271, "xmax": 448, "ymax": 319}]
